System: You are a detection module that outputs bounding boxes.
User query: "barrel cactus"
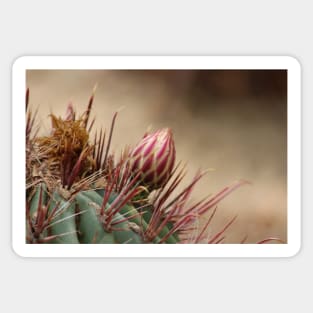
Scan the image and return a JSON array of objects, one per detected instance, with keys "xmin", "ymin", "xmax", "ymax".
[{"xmin": 26, "ymin": 88, "xmax": 279, "ymax": 244}]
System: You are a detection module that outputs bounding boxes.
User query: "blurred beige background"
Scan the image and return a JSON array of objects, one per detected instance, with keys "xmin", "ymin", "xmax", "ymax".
[{"xmin": 26, "ymin": 69, "xmax": 287, "ymax": 243}]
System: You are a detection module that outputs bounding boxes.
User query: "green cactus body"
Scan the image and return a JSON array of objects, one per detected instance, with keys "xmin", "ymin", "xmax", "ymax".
[
  {"xmin": 95, "ymin": 189, "xmax": 179, "ymax": 244},
  {"xmin": 27, "ymin": 184, "xmax": 180, "ymax": 244},
  {"xmin": 47, "ymin": 195, "xmax": 80, "ymax": 244},
  {"xmin": 27, "ymin": 183, "xmax": 49, "ymax": 243},
  {"xmin": 28, "ymin": 183, "xmax": 47, "ymax": 217}
]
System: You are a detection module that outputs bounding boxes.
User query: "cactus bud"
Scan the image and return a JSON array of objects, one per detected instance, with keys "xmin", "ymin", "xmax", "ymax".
[{"xmin": 130, "ymin": 128, "xmax": 176, "ymax": 190}]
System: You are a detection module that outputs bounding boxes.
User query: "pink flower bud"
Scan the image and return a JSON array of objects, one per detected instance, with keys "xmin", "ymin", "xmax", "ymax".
[{"xmin": 130, "ymin": 128, "xmax": 176, "ymax": 190}]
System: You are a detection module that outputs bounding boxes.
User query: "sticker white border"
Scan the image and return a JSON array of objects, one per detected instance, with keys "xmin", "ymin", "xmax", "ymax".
[{"xmin": 12, "ymin": 56, "xmax": 301, "ymax": 258}]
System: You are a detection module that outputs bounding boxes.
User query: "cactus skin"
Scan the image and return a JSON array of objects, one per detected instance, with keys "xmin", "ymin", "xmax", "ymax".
[{"xmin": 27, "ymin": 183, "xmax": 180, "ymax": 244}]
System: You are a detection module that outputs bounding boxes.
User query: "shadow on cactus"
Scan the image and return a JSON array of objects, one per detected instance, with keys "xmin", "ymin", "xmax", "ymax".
[{"xmin": 26, "ymin": 89, "xmax": 282, "ymax": 244}]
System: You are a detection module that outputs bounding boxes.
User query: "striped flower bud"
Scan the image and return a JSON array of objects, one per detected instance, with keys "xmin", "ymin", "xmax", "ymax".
[{"xmin": 130, "ymin": 128, "xmax": 176, "ymax": 190}]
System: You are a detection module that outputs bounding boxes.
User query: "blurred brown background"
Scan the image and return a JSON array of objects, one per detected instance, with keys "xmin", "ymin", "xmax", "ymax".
[{"xmin": 26, "ymin": 69, "xmax": 287, "ymax": 243}]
